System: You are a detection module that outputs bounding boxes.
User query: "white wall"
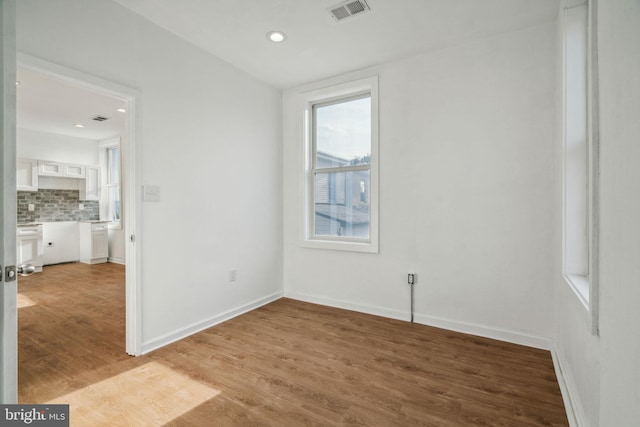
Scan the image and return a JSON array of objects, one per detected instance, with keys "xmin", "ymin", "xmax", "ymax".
[
  {"xmin": 553, "ymin": 1, "xmax": 640, "ymax": 425},
  {"xmin": 554, "ymin": 281, "xmax": 600, "ymax": 424},
  {"xmin": 552, "ymin": 2, "xmax": 601, "ymax": 425},
  {"xmin": 597, "ymin": 0, "xmax": 640, "ymax": 424},
  {"xmin": 16, "ymin": 0, "xmax": 282, "ymax": 352},
  {"xmin": 17, "ymin": 128, "xmax": 98, "ymax": 165},
  {"xmin": 283, "ymin": 23, "xmax": 558, "ymax": 347}
]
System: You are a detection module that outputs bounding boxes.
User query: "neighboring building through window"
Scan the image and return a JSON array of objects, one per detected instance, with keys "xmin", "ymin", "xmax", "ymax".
[{"xmin": 302, "ymin": 76, "xmax": 378, "ymax": 252}]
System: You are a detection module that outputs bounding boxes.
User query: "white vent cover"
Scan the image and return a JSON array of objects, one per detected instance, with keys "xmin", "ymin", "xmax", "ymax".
[{"xmin": 328, "ymin": 0, "xmax": 371, "ymax": 22}]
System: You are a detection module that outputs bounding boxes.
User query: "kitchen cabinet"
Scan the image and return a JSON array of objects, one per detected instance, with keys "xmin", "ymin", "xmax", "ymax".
[
  {"xmin": 38, "ymin": 160, "xmax": 86, "ymax": 178},
  {"xmin": 82, "ymin": 165, "xmax": 100, "ymax": 201},
  {"xmin": 17, "ymin": 158, "xmax": 38, "ymax": 192},
  {"xmin": 79, "ymin": 221, "xmax": 108, "ymax": 264},
  {"xmin": 42, "ymin": 221, "xmax": 80, "ymax": 265},
  {"xmin": 17, "ymin": 224, "xmax": 44, "ymax": 273}
]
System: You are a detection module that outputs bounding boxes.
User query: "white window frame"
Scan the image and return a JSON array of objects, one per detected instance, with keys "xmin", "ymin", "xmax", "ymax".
[
  {"xmin": 561, "ymin": 0, "xmax": 599, "ymax": 334},
  {"xmin": 99, "ymin": 137, "xmax": 122, "ymax": 230},
  {"xmin": 301, "ymin": 76, "xmax": 379, "ymax": 253}
]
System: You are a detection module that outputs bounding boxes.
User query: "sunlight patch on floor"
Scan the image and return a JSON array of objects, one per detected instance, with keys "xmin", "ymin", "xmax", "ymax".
[
  {"xmin": 17, "ymin": 293, "xmax": 38, "ymax": 308},
  {"xmin": 47, "ymin": 361, "xmax": 221, "ymax": 425}
]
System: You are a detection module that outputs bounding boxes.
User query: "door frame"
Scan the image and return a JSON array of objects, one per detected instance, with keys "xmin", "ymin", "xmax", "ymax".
[
  {"xmin": 1, "ymin": 0, "xmax": 18, "ymax": 404},
  {"xmin": 17, "ymin": 53, "xmax": 143, "ymax": 356}
]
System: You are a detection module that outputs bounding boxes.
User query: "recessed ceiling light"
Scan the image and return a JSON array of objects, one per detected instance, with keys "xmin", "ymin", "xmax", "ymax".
[
  {"xmin": 73, "ymin": 124, "xmax": 85, "ymax": 128},
  {"xmin": 15, "ymin": 81, "xmax": 20, "ymax": 86},
  {"xmin": 266, "ymin": 31, "xmax": 287, "ymax": 43},
  {"xmin": 117, "ymin": 108, "xmax": 126, "ymax": 113}
]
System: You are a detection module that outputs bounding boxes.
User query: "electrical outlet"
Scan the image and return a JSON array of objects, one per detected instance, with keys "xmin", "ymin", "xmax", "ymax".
[
  {"xmin": 79, "ymin": 203, "xmax": 84, "ymax": 211},
  {"xmin": 28, "ymin": 204, "xmax": 35, "ymax": 211},
  {"xmin": 408, "ymin": 273, "xmax": 416, "ymax": 285},
  {"xmin": 228, "ymin": 269, "xmax": 237, "ymax": 282}
]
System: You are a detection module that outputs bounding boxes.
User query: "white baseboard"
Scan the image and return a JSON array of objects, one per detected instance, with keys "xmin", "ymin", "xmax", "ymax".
[
  {"xmin": 108, "ymin": 257, "xmax": 126, "ymax": 265},
  {"xmin": 44, "ymin": 258, "xmax": 79, "ymax": 266},
  {"xmin": 413, "ymin": 313, "xmax": 552, "ymax": 350},
  {"xmin": 286, "ymin": 291, "xmax": 552, "ymax": 350},
  {"xmin": 285, "ymin": 291, "xmax": 408, "ymax": 321},
  {"xmin": 550, "ymin": 343, "xmax": 587, "ymax": 427},
  {"xmin": 141, "ymin": 291, "xmax": 283, "ymax": 355}
]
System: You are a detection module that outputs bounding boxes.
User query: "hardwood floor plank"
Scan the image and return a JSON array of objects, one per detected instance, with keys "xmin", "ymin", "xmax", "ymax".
[{"xmin": 18, "ymin": 263, "xmax": 568, "ymax": 426}]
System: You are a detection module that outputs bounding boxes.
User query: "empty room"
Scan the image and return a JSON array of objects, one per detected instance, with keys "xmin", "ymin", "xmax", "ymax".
[{"xmin": 1, "ymin": 0, "xmax": 639, "ymax": 426}]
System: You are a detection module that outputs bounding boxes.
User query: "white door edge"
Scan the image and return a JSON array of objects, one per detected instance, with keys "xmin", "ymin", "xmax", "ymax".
[{"xmin": 1, "ymin": 0, "xmax": 18, "ymax": 404}]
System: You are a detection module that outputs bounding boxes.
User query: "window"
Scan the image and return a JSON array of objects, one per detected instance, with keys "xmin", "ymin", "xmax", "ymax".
[
  {"xmin": 302, "ymin": 76, "xmax": 378, "ymax": 252},
  {"xmin": 106, "ymin": 145, "xmax": 121, "ymax": 228},
  {"xmin": 562, "ymin": 0, "xmax": 598, "ymax": 324}
]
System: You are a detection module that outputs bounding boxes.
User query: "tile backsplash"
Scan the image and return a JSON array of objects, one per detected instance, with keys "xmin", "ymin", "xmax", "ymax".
[{"xmin": 17, "ymin": 189, "xmax": 99, "ymax": 223}]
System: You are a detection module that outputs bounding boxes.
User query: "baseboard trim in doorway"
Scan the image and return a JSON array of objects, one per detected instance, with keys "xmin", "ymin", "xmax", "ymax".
[{"xmin": 141, "ymin": 291, "xmax": 283, "ymax": 355}]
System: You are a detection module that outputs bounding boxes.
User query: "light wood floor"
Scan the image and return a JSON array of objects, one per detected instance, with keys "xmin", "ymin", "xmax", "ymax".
[{"xmin": 18, "ymin": 262, "xmax": 568, "ymax": 426}]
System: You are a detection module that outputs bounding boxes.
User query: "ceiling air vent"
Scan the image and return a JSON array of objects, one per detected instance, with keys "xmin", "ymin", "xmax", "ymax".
[
  {"xmin": 91, "ymin": 115, "xmax": 109, "ymax": 122},
  {"xmin": 328, "ymin": 0, "xmax": 371, "ymax": 22}
]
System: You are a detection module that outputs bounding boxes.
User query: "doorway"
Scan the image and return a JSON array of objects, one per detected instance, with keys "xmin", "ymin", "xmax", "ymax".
[{"xmin": 16, "ymin": 54, "xmax": 140, "ymax": 359}]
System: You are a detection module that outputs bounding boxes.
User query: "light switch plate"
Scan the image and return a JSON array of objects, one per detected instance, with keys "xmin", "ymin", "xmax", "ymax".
[{"xmin": 143, "ymin": 185, "xmax": 160, "ymax": 202}]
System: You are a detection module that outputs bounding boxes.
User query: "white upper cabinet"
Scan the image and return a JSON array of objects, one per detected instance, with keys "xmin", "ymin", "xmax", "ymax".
[
  {"xmin": 38, "ymin": 160, "xmax": 63, "ymax": 176},
  {"xmin": 82, "ymin": 165, "xmax": 101, "ymax": 201},
  {"xmin": 38, "ymin": 160, "xmax": 86, "ymax": 178},
  {"xmin": 17, "ymin": 158, "xmax": 38, "ymax": 192},
  {"xmin": 63, "ymin": 163, "xmax": 86, "ymax": 178}
]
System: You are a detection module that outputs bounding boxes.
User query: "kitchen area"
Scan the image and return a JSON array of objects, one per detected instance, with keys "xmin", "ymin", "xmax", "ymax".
[
  {"xmin": 17, "ymin": 158, "xmax": 110, "ymax": 271},
  {"xmin": 16, "ymin": 67, "xmax": 127, "ymax": 273}
]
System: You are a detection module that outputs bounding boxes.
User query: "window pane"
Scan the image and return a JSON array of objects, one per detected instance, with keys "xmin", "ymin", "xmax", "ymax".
[
  {"xmin": 109, "ymin": 185, "xmax": 121, "ymax": 223},
  {"xmin": 315, "ymin": 96, "xmax": 370, "ymax": 168},
  {"xmin": 314, "ymin": 170, "xmax": 369, "ymax": 238},
  {"xmin": 108, "ymin": 147, "xmax": 120, "ymax": 184}
]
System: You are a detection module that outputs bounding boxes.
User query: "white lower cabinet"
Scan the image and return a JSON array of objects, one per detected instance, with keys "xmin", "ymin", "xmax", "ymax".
[
  {"xmin": 79, "ymin": 222, "xmax": 109, "ymax": 264},
  {"xmin": 17, "ymin": 224, "xmax": 44, "ymax": 272}
]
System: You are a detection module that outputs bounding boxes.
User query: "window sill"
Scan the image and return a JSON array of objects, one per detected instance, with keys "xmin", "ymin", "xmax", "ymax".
[
  {"xmin": 300, "ymin": 238, "xmax": 378, "ymax": 253},
  {"xmin": 563, "ymin": 274, "xmax": 590, "ymax": 311}
]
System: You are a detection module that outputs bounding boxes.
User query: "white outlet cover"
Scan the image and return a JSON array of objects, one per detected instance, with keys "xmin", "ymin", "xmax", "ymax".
[{"xmin": 143, "ymin": 185, "xmax": 160, "ymax": 202}]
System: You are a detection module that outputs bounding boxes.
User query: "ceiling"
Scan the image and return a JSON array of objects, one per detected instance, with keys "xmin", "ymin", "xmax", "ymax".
[
  {"xmin": 113, "ymin": 0, "xmax": 560, "ymax": 89},
  {"xmin": 17, "ymin": 0, "xmax": 560, "ymax": 140},
  {"xmin": 17, "ymin": 67, "xmax": 127, "ymax": 140}
]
